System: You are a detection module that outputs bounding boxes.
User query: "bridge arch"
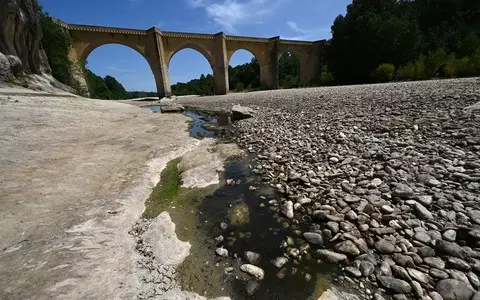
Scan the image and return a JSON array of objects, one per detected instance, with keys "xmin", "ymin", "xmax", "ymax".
[
  {"xmin": 227, "ymin": 49, "xmax": 261, "ymax": 91},
  {"xmin": 83, "ymin": 44, "xmax": 156, "ymax": 97},
  {"xmin": 168, "ymin": 48, "xmax": 214, "ymax": 95},
  {"xmin": 166, "ymin": 42, "xmax": 214, "ymax": 68},
  {"xmin": 278, "ymin": 45, "xmax": 311, "ymax": 86}
]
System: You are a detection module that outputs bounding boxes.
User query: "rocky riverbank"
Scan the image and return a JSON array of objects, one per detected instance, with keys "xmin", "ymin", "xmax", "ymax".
[{"xmin": 179, "ymin": 78, "xmax": 480, "ymax": 300}]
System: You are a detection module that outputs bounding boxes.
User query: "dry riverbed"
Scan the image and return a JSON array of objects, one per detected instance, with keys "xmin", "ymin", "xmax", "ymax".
[{"xmin": 0, "ymin": 90, "xmax": 220, "ymax": 299}]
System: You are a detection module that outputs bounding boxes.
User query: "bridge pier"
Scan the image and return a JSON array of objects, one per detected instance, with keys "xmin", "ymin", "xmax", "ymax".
[
  {"xmin": 213, "ymin": 32, "xmax": 229, "ymax": 95},
  {"xmin": 151, "ymin": 28, "xmax": 172, "ymax": 98}
]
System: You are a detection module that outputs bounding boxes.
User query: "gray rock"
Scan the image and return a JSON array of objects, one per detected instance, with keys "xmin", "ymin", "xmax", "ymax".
[
  {"xmin": 417, "ymin": 173, "xmax": 442, "ymax": 187},
  {"xmin": 429, "ymin": 291, "xmax": 444, "ymax": 300},
  {"xmin": 232, "ymin": 105, "xmax": 254, "ymax": 121},
  {"xmin": 303, "ymin": 232, "xmax": 324, "ymax": 245},
  {"xmin": 359, "ymin": 260, "xmax": 375, "ymax": 277},
  {"xmin": 393, "ymin": 183, "xmax": 415, "ymax": 199},
  {"xmin": 240, "ymin": 264, "xmax": 265, "ymax": 280},
  {"xmin": 369, "ymin": 227, "xmax": 396, "ymax": 235},
  {"xmin": 468, "ymin": 271, "xmax": 480, "ymax": 289},
  {"xmin": 245, "ymin": 251, "xmax": 261, "ymax": 264},
  {"xmin": 327, "ymin": 222, "xmax": 340, "ymax": 234},
  {"xmin": 411, "ymin": 281, "xmax": 424, "ymax": 298},
  {"xmin": 424, "ymin": 257, "xmax": 445, "ymax": 269},
  {"xmin": 415, "ymin": 231, "xmax": 432, "ymax": 244},
  {"xmin": 392, "ymin": 265, "xmax": 412, "ymax": 282},
  {"xmin": 344, "ymin": 266, "xmax": 362, "ymax": 278},
  {"xmin": 0, "ymin": 53, "xmax": 12, "ymax": 77},
  {"xmin": 334, "ymin": 240, "xmax": 360, "ymax": 256},
  {"xmin": 160, "ymin": 103, "xmax": 185, "ymax": 113},
  {"xmin": 377, "ymin": 276, "xmax": 412, "ymax": 294},
  {"xmin": 443, "ymin": 229, "xmax": 457, "ymax": 242},
  {"xmin": 281, "ymin": 201, "xmax": 294, "ymax": 219},
  {"xmin": 271, "ymin": 257, "xmax": 289, "ymax": 268},
  {"xmin": 315, "ymin": 250, "xmax": 348, "ymax": 263},
  {"xmin": 245, "ymin": 281, "xmax": 261, "ymax": 296},
  {"xmin": 447, "ymin": 257, "xmax": 471, "ymax": 271},
  {"xmin": 344, "ymin": 194, "xmax": 361, "ymax": 203},
  {"xmin": 417, "ymin": 195, "xmax": 433, "ymax": 206},
  {"xmin": 430, "ymin": 268, "xmax": 449, "ymax": 279},
  {"xmin": 375, "ymin": 239, "xmax": 395, "ymax": 254},
  {"xmin": 393, "ymin": 253, "xmax": 415, "ymax": 267},
  {"xmin": 418, "ymin": 246, "xmax": 436, "ymax": 257},
  {"xmin": 472, "ymin": 292, "xmax": 480, "ymax": 300},
  {"xmin": 216, "ymin": 247, "xmax": 229, "ymax": 257},
  {"xmin": 469, "ymin": 229, "xmax": 480, "ymax": 240},
  {"xmin": 436, "ymin": 279, "xmax": 474, "ymax": 300},
  {"xmin": 378, "ymin": 261, "xmax": 392, "ymax": 276},
  {"xmin": 407, "ymin": 268, "xmax": 429, "ymax": 284},
  {"xmin": 435, "ymin": 240, "xmax": 470, "ymax": 260},
  {"xmin": 414, "ymin": 202, "xmax": 434, "ymax": 220}
]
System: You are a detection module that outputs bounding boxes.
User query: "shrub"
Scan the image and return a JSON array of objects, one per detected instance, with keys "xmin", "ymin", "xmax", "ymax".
[
  {"xmin": 413, "ymin": 55, "xmax": 427, "ymax": 80},
  {"xmin": 371, "ymin": 63, "xmax": 395, "ymax": 82},
  {"xmin": 234, "ymin": 82, "xmax": 245, "ymax": 92},
  {"xmin": 426, "ymin": 48, "xmax": 448, "ymax": 77},
  {"xmin": 396, "ymin": 62, "xmax": 415, "ymax": 80},
  {"xmin": 320, "ymin": 68, "xmax": 334, "ymax": 86}
]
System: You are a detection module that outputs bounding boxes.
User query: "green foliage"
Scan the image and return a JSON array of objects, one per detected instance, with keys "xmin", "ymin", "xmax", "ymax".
[
  {"xmin": 279, "ymin": 53, "xmax": 300, "ymax": 88},
  {"xmin": 86, "ymin": 69, "xmax": 113, "ymax": 99},
  {"xmin": 330, "ymin": 0, "xmax": 480, "ymax": 83},
  {"xmin": 425, "ymin": 48, "xmax": 448, "ymax": 77},
  {"xmin": 319, "ymin": 68, "xmax": 334, "ymax": 86},
  {"xmin": 396, "ymin": 62, "xmax": 416, "ymax": 81},
  {"xmin": 371, "ymin": 63, "xmax": 395, "ymax": 82},
  {"xmin": 40, "ymin": 12, "xmax": 73, "ymax": 85},
  {"xmin": 172, "ymin": 73, "xmax": 214, "ymax": 96},
  {"xmin": 229, "ymin": 57, "xmax": 260, "ymax": 92},
  {"xmin": 105, "ymin": 75, "xmax": 128, "ymax": 99},
  {"xmin": 234, "ymin": 82, "xmax": 245, "ymax": 92}
]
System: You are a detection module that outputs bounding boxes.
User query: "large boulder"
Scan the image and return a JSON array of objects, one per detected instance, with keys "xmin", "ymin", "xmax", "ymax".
[
  {"xmin": 231, "ymin": 104, "xmax": 254, "ymax": 122},
  {"xmin": 0, "ymin": 0, "xmax": 50, "ymax": 76},
  {"xmin": 0, "ymin": 52, "xmax": 12, "ymax": 77},
  {"xmin": 160, "ymin": 103, "xmax": 185, "ymax": 113}
]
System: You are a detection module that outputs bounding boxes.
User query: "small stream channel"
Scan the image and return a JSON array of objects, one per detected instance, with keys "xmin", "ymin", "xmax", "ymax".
[{"xmin": 143, "ymin": 107, "xmax": 345, "ymax": 299}]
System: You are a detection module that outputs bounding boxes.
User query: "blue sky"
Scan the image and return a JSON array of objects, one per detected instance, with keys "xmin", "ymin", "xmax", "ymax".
[{"xmin": 39, "ymin": 0, "xmax": 351, "ymax": 91}]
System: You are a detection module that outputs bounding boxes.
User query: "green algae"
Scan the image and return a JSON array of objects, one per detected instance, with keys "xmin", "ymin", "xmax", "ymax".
[{"xmin": 143, "ymin": 158, "xmax": 182, "ymax": 219}]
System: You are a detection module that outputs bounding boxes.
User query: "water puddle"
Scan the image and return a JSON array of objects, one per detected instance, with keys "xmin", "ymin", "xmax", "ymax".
[
  {"xmin": 144, "ymin": 105, "xmax": 162, "ymax": 113},
  {"xmin": 184, "ymin": 110, "xmax": 220, "ymax": 139}
]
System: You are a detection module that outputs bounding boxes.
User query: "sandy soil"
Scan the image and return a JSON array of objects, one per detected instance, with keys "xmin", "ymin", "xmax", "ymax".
[{"xmin": 0, "ymin": 90, "xmax": 200, "ymax": 299}]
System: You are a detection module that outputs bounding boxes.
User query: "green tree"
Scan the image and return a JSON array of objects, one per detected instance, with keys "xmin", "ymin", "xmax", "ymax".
[
  {"xmin": 105, "ymin": 75, "xmax": 128, "ymax": 99},
  {"xmin": 40, "ymin": 12, "xmax": 73, "ymax": 85}
]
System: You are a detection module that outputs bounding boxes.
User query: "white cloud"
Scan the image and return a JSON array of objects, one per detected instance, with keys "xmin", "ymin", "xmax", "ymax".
[
  {"xmin": 107, "ymin": 66, "xmax": 136, "ymax": 74},
  {"xmin": 188, "ymin": 0, "xmax": 282, "ymax": 32},
  {"xmin": 188, "ymin": 0, "xmax": 205, "ymax": 7},
  {"xmin": 283, "ymin": 20, "xmax": 330, "ymax": 41}
]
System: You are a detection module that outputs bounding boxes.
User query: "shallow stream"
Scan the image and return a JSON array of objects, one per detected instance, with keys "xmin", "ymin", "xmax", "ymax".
[{"xmin": 142, "ymin": 108, "xmax": 344, "ymax": 299}]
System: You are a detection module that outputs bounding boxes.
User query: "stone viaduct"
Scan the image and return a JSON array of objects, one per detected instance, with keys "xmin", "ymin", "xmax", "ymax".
[{"xmin": 54, "ymin": 19, "xmax": 327, "ymax": 98}]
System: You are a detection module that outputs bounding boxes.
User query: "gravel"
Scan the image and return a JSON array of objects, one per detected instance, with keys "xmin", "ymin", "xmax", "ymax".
[{"xmin": 180, "ymin": 78, "xmax": 480, "ymax": 299}]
